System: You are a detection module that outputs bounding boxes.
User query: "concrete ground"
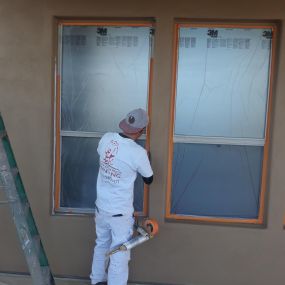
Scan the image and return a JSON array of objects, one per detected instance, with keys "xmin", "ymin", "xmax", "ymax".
[
  {"xmin": 0, "ymin": 272, "xmax": 163, "ymax": 285},
  {"xmin": 0, "ymin": 273, "xmax": 89, "ymax": 285}
]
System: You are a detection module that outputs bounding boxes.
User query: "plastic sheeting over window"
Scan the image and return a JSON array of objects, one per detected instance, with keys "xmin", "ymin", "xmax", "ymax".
[
  {"xmin": 171, "ymin": 143, "xmax": 263, "ymax": 218},
  {"xmin": 54, "ymin": 22, "xmax": 154, "ymax": 214},
  {"xmin": 60, "ymin": 137, "xmax": 145, "ymax": 212},
  {"xmin": 167, "ymin": 23, "xmax": 275, "ymax": 224},
  {"xmin": 175, "ymin": 27, "xmax": 272, "ymax": 139},
  {"xmin": 60, "ymin": 26, "xmax": 151, "ymax": 133}
]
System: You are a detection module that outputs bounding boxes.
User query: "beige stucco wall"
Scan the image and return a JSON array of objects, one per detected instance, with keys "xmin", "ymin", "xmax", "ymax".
[{"xmin": 1, "ymin": 0, "xmax": 285, "ymax": 284}]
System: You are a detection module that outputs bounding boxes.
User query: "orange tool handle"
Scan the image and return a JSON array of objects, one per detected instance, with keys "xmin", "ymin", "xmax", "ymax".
[{"xmin": 143, "ymin": 219, "xmax": 159, "ymax": 236}]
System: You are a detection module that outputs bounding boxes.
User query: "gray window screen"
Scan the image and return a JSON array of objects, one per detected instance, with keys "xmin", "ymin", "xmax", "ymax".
[
  {"xmin": 55, "ymin": 24, "xmax": 153, "ymax": 214},
  {"xmin": 171, "ymin": 26, "xmax": 273, "ymax": 220}
]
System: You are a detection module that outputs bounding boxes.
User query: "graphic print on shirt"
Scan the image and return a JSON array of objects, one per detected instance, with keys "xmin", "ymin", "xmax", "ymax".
[
  {"xmin": 100, "ymin": 140, "xmax": 122, "ymax": 184},
  {"xmin": 103, "ymin": 140, "xmax": 118, "ymax": 165}
]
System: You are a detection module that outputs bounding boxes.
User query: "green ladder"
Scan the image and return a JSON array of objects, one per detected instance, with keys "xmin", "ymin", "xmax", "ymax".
[{"xmin": 0, "ymin": 113, "xmax": 55, "ymax": 285}]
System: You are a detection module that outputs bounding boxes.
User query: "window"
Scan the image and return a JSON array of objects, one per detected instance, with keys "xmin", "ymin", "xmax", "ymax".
[
  {"xmin": 166, "ymin": 22, "xmax": 276, "ymax": 224},
  {"xmin": 53, "ymin": 19, "xmax": 154, "ymax": 215}
]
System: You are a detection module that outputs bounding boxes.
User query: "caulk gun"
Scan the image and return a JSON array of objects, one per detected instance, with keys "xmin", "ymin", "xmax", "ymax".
[{"xmin": 107, "ymin": 218, "xmax": 159, "ymax": 256}]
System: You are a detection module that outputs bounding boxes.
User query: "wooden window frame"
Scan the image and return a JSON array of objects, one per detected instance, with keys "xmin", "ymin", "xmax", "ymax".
[
  {"xmin": 52, "ymin": 18, "xmax": 154, "ymax": 216},
  {"xmin": 166, "ymin": 20, "xmax": 277, "ymax": 225}
]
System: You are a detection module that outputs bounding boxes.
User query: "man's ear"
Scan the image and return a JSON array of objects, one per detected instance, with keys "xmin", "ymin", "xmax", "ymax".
[
  {"xmin": 141, "ymin": 127, "xmax": 147, "ymax": 134},
  {"xmin": 134, "ymin": 129, "xmax": 144, "ymax": 140}
]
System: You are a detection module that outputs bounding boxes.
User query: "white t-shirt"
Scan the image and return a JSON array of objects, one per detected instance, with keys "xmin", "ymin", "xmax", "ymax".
[{"xmin": 96, "ymin": 132, "xmax": 153, "ymax": 215}]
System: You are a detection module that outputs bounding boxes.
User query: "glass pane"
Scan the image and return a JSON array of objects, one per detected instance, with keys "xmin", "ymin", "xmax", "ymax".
[
  {"xmin": 60, "ymin": 136, "xmax": 144, "ymax": 211},
  {"xmin": 175, "ymin": 27, "xmax": 272, "ymax": 139},
  {"xmin": 133, "ymin": 139, "xmax": 146, "ymax": 212},
  {"xmin": 60, "ymin": 137, "xmax": 100, "ymax": 208},
  {"xmin": 60, "ymin": 26, "xmax": 151, "ymax": 132},
  {"xmin": 171, "ymin": 143, "xmax": 263, "ymax": 219},
  {"xmin": 134, "ymin": 174, "xmax": 144, "ymax": 212}
]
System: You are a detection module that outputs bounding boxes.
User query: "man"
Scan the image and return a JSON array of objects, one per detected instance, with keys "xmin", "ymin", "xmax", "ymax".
[{"xmin": 90, "ymin": 108, "xmax": 153, "ymax": 285}]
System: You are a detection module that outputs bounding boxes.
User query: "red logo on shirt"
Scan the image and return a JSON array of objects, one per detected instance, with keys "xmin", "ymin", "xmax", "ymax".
[{"xmin": 103, "ymin": 140, "xmax": 119, "ymax": 165}]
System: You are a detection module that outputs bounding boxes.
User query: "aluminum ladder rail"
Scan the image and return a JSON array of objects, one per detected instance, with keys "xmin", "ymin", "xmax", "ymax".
[{"xmin": 0, "ymin": 113, "xmax": 55, "ymax": 285}]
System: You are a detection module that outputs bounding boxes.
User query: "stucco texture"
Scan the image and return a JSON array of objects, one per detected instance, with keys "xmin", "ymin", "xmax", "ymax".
[{"xmin": 0, "ymin": 1, "xmax": 285, "ymax": 285}]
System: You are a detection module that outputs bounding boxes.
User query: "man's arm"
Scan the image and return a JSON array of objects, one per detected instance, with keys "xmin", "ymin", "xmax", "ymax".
[{"xmin": 137, "ymin": 149, "xmax": 153, "ymax": 184}]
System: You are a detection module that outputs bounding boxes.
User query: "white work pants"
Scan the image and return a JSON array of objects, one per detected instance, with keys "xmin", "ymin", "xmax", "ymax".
[{"xmin": 90, "ymin": 209, "xmax": 134, "ymax": 285}]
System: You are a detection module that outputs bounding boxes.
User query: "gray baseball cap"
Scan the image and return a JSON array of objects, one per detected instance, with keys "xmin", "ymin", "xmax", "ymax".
[{"xmin": 119, "ymin": 108, "xmax": 149, "ymax": 134}]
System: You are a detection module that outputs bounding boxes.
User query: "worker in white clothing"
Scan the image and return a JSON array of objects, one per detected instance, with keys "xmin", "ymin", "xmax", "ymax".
[{"xmin": 90, "ymin": 108, "xmax": 154, "ymax": 285}]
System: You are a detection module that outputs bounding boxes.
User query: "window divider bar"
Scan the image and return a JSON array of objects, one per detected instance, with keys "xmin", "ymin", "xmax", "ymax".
[
  {"xmin": 61, "ymin": 131, "xmax": 105, "ymax": 138},
  {"xmin": 173, "ymin": 135, "xmax": 265, "ymax": 146},
  {"xmin": 60, "ymin": 130, "xmax": 147, "ymax": 140}
]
